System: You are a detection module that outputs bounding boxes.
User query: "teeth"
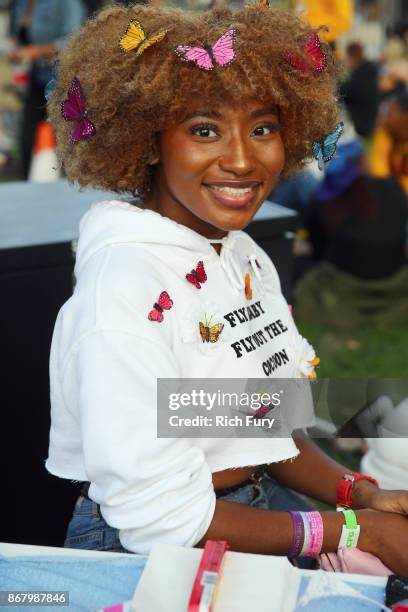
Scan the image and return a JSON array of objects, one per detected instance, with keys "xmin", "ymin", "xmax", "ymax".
[{"xmin": 210, "ymin": 186, "xmax": 254, "ymax": 195}]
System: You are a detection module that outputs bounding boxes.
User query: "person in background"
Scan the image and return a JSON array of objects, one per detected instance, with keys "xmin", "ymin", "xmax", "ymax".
[
  {"xmin": 268, "ymin": 169, "xmax": 319, "ymax": 221},
  {"xmin": 361, "ymin": 396, "xmax": 408, "ymax": 492},
  {"xmin": 8, "ymin": 0, "xmax": 85, "ymax": 179},
  {"xmin": 296, "ymin": 136, "xmax": 408, "ymax": 328},
  {"xmin": 338, "ymin": 0, "xmax": 386, "ymax": 63},
  {"xmin": 82, "ymin": 0, "xmax": 104, "ymax": 17},
  {"xmin": 371, "ymin": 89, "xmax": 408, "ymax": 196},
  {"xmin": 339, "ymin": 42, "xmax": 380, "ymax": 138},
  {"xmin": 378, "ymin": 36, "xmax": 408, "ymax": 101}
]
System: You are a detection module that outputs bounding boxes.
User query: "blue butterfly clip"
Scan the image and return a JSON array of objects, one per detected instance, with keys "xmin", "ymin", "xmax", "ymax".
[
  {"xmin": 312, "ymin": 122, "xmax": 344, "ymax": 171},
  {"xmin": 44, "ymin": 78, "xmax": 56, "ymax": 101}
]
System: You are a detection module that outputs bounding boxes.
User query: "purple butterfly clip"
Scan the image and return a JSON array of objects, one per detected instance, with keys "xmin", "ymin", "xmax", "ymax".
[{"xmin": 61, "ymin": 78, "xmax": 96, "ymax": 144}]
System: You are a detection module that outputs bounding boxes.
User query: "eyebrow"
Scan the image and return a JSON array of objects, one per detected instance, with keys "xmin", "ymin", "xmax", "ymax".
[
  {"xmin": 250, "ymin": 107, "xmax": 279, "ymax": 118},
  {"xmin": 180, "ymin": 107, "xmax": 279, "ymax": 123},
  {"xmin": 181, "ymin": 110, "xmax": 222, "ymax": 122}
]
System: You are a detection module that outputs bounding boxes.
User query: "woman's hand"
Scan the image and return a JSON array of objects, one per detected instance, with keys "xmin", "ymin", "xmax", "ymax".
[
  {"xmin": 353, "ymin": 479, "xmax": 408, "ymax": 515},
  {"xmin": 358, "ymin": 509, "xmax": 408, "ymax": 576},
  {"xmin": 370, "ymin": 489, "xmax": 408, "ymax": 515}
]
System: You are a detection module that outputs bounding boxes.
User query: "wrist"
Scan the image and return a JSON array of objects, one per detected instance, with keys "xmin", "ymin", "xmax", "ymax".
[
  {"xmin": 354, "ymin": 509, "xmax": 379, "ymax": 555},
  {"xmin": 336, "ymin": 472, "xmax": 379, "ymax": 508},
  {"xmin": 320, "ymin": 511, "xmax": 345, "ymax": 553},
  {"xmin": 351, "ymin": 479, "xmax": 378, "ymax": 509}
]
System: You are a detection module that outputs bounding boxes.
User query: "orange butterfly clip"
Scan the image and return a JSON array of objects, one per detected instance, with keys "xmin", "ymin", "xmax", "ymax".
[
  {"xmin": 246, "ymin": 0, "xmax": 269, "ymax": 8},
  {"xmin": 245, "ymin": 272, "xmax": 252, "ymax": 300},
  {"xmin": 119, "ymin": 19, "xmax": 168, "ymax": 56},
  {"xmin": 199, "ymin": 316, "xmax": 224, "ymax": 344},
  {"xmin": 308, "ymin": 356, "xmax": 321, "ymax": 381}
]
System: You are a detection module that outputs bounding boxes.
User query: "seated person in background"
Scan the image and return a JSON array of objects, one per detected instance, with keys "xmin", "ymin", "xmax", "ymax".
[
  {"xmin": 296, "ymin": 136, "xmax": 408, "ymax": 328},
  {"xmin": 361, "ymin": 396, "xmax": 408, "ymax": 491},
  {"xmin": 371, "ymin": 90, "xmax": 408, "ymax": 196},
  {"xmin": 339, "ymin": 42, "xmax": 380, "ymax": 139}
]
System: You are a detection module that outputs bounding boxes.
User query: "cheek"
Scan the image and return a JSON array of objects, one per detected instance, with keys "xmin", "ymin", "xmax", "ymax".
[
  {"xmin": 262, "ymin": 137, "xmax": 285, "ymax": 177},
  {"xmin": 161, "ymin": 134, "xmax": 211, "ymax": 180}
]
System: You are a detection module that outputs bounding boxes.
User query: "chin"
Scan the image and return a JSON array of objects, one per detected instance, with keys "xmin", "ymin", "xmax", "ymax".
[
  {"xmin": 215, "ymin": 218, "xmax": 253, "ymax": 232},
  {"xmin": 210, "ymin": 206, "xmax": 261, "ymax": 232}
]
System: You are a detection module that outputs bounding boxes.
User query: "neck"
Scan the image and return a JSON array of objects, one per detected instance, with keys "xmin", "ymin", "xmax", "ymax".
[{"xmin": 143, "ymin": 181, "xmax": 228, "ymax": 242}]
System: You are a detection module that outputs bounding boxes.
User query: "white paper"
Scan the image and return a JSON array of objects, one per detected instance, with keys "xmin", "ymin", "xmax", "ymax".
[{"xmin": 132, "ymin": 544, "xmax": 300, "ymax": 612}]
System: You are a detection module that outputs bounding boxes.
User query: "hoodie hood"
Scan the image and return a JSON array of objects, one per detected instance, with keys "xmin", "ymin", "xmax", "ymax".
[{"xmin": 75, "ymin": 200, "xmax": 263, "ymax": 292}]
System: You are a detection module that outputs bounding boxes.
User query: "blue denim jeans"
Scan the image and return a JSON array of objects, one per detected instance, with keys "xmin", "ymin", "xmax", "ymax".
[{"xmin": 64, "ymin": 473, "xmax": 315, "ymax": 564}]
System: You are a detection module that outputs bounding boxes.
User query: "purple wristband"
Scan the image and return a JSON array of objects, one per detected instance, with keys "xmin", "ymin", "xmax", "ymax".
[{"xmin": 287, "ymin": 511, "xmax": 305, "ymax": 559}]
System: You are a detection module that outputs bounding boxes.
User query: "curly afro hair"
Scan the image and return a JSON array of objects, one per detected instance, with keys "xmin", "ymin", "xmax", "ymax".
[{"xmin": 48, "ymin": 3, "xmax": 340, "ymax": 196}]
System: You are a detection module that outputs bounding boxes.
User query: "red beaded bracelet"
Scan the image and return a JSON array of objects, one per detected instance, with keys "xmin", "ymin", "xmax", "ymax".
[{"xmin": 336, "ymin": 472, "xmax": 379, "ymax": 508}]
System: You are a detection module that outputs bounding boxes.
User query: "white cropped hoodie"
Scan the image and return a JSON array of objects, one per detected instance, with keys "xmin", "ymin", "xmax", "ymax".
[{"xmin": 46, "ymin": 201, "xmax": 315, "ymax": 554}]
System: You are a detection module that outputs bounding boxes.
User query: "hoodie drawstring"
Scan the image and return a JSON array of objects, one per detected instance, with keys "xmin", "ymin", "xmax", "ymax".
[{"xmin": 209, "ymin": 234, "xmax": 263, "ymax": 294}]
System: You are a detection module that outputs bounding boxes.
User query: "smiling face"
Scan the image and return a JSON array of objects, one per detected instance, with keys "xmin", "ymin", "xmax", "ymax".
[{"xmin": 145, "ymin": 101, "xmax": 285, "ymax": 238}]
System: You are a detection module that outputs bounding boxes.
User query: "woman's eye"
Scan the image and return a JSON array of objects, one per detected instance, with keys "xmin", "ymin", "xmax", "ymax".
[
  {"xmin": 190, "ymin": 124, "xmax": 218, "ymax": 138},
  {"xmin": 252, "ymin": 123, "xmax": 281, "ymax": 136}
]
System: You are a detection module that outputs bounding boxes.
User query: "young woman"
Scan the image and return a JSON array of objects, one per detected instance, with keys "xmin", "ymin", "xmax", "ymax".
[{"xmin": 46, "ymin": 4, "xmax": 408, "ymax": 573}]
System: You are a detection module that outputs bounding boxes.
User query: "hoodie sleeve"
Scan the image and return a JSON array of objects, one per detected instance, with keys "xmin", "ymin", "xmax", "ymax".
[{"xmin": 69, "ymin": 329, "xmax": 216, "ymax": 554}]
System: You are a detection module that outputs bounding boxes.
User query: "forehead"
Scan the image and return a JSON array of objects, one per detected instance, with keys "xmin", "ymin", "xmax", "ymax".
[{"xmin": 180, "ymin": 99, "xmax": 280, "ymax": 121}]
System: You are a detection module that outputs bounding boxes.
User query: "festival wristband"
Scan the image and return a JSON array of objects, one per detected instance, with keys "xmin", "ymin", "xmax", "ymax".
[
  {"xmin": 336, "ymin": 473, "xmax": 379, "ymax": 508},
  {"xmin": 301, "ymin": 511, "xmax": 324, "ymax": 557},
  {"xmin": 300, "ymin": 512, "xmax": 310, "ymax": 557},
  {"xmin": 336, "ymin": 506, "xmax": 360, "ymax": 549},
  {"xmin": 287, "ymin": 511, "xmax": 305, "ymax": 559}
]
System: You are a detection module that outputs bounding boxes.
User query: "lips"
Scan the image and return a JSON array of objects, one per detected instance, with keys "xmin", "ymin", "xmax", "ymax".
[{"xmin": 204, "ymin": 180, "xmax": 261, "ymax": 208}]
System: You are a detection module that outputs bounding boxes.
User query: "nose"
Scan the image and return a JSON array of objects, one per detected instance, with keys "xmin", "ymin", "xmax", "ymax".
[{"xmin": 218, "ymin": 132, "xmax": 255, "ymax": 177}]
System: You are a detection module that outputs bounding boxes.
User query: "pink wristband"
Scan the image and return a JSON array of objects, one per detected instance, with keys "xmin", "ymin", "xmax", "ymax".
[{"xmin": 301, "ymin": 511, "xmax": 324, "ymax": 557}]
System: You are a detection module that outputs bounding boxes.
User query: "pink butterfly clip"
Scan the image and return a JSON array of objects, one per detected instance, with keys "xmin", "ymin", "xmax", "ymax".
[
  {"xmin": 148, "ymin": 291, "xmax": 173, "ymax": 322},
  {"xmin": 61, "ymin": 78, "xmax": 96, "ymax": 144},
  {"xmin": 174, "ymin": 29, "xmax": 236, "ymax": 71},
  {"xmin": 284, "ymin": 33, "xmax": 327, "ymax": 75},
  {"xmin": 186, "ymin": 260, "xmax": 207, "ymax": 289}
]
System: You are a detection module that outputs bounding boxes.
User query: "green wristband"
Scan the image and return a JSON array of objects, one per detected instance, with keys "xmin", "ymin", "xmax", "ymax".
[
  {"xmin": 336, "ymin": 505, "xmax": 360, "ymax": 548},
  {"xmin": 337, "ymin": 505, "xmax": 358, "ymax": 529}
]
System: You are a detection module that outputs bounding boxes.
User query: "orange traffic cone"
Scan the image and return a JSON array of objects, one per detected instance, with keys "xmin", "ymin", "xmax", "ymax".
[{"xmin": 28, "ymin": 121, "xmax": 61, "ymax": 182}]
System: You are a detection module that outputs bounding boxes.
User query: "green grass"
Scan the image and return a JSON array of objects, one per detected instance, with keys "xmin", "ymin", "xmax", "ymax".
[
  {"xmin": 293, "ymin": 321, "xmax": 408, "ymax": 508},
  {"xmin": 296, "ymin": 321, "xmax": 408, "ymax": 378}
]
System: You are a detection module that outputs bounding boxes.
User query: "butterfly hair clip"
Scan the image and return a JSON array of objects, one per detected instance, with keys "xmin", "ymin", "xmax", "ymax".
[
  {"xmin": 174, "ymin": 29, "xmax": 236, "ymax": 71},
  {"xmin": 284, "ymin": 33, "xmax": 327, "ymax": 75},
  {"xmin": 199, "ymin": 316, "xmax": 224, "ymax": 344},
  {"xmin": 244, "ymin": 273, "xmax": 252, "ymax": 300},
  {"xmin": 246, "ymin": 0, "xmax": 269, "ymax": 8},
  {"xmin": 119, "ymin": 19, "xmax": 169, "ymax": 56},
  {"xmin": 312, "ymin": 122, "xmax": 344, "ymax": 171},
  {"xmin": 45, "ymin": 78, "xmax": 56, "ymax": 102},
  {"xmin": 148, "ymin": 291, "xmax": 173, "ymax": 322},
  {"xmin": 61, "ymin": 78, "xmax": 96, "ymax": 145},
  {"xmin": 186, "ymin": 261, "xmax": 207, "ymax": 289}
]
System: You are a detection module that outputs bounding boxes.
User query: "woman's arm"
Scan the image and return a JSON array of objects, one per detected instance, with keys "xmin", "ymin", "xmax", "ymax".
[
  {"xmin": 197, "ymin": 500, "xmax": 408, "ymax": 576},
  {"xmin": 197, "ymin": 500, "xmax": 344, "ymax": 554},
  {"xmin": 8, "ymin": 44, "xmax": 58, "ymax": 62},
  {"xmin": 266, "ymin": 433, "xmax": 377, "ymax": 508}
]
